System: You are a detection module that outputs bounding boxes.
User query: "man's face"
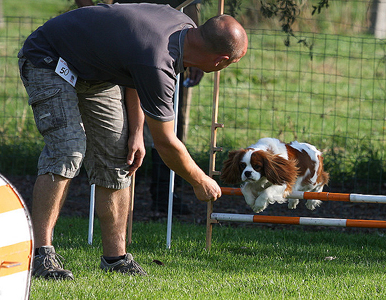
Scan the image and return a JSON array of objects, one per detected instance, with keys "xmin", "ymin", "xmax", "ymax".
[
  {"xmin": 200, "ymin": 56, "xmax": 241, "ymax": 73},
  {"xmin": 215, "ymin": 56, "xmax": 243, "ymax": 71},
  {"xmin": 203, "ymin": 44, "xmax": 247, "ymax": 72}
]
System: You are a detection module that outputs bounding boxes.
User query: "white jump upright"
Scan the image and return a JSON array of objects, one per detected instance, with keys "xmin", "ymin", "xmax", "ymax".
[
  {"xmin": 166, "ymin": 0, "xmax": 199, "ymax": 249},
  {"xmin": 166, "ymin": 72, "xmax": 180, "ymax": 250},
  {"xmin": 88, "ymin": 184, "xmax": 96, "ymax": 245}
]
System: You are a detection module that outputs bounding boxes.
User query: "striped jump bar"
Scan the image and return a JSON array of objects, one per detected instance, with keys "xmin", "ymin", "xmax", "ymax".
[
  {"xmin": 221, "ymin": 187, "xmax": 386, "ymax": 204},
  {"xmin": 211, "ymin": 213, "xmax": 386, "ymax": 228}
]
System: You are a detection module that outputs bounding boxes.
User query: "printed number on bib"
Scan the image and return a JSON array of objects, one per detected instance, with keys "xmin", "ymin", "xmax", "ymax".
[{"xmin": 55, "ymin": 57, "xmax": 78, "ymax": 87}]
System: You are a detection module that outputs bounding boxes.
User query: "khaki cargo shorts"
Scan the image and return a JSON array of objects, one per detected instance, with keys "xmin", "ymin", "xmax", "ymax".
[{"xmin": 18, "ymin": 54, "xmax": 131, "ymax": 189}]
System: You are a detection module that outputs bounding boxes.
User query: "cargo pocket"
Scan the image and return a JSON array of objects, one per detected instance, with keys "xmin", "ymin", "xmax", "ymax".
[{"xmin": 29, "ymin": 88, "xmax": 67, "ymax": 135}]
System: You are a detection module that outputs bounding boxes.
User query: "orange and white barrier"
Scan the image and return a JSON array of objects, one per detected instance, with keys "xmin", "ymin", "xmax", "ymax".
[
  {"xmin": 214, "ymin": 187, "xmax": 386, "ymax": 229},
  {"xmin": 211, "ymin": 213, "xmax": 386, "ymax": 228},
  {"xmin": 0, "ymin": 174, "xmax": 34, "ymax": 300},
  {"xmin": 221, "ymin": 187, "xmax": 386, "ymax": 203}
]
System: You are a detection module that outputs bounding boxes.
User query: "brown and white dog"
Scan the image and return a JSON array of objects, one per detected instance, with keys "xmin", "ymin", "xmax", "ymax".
[{"xmin": 220, "ymin": 138, "xmax": 329, "ymax": 213}]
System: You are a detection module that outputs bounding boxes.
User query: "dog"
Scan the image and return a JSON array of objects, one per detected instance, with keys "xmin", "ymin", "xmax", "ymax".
[{"xmin": 220, "ymin": 138, "xmax": 329, "ymax": 213}]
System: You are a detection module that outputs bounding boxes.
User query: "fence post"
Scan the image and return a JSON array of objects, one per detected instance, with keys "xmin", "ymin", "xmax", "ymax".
[
  {"xmin": 206, "ymin": 0, "xmax": 225, "ymax": 251},
  {"xmin": 370, "ymin": 0, "xmax": 386, "ymax": 38}
]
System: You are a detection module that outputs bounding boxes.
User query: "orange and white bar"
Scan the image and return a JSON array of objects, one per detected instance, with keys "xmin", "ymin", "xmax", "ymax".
[
  {"xmin": 221, "ymin": 187, "xmax": 386, "ymax": 204},
  {"xmin": 0, "ymin": 176, "xmax": 33, "ymax": 300},
  {"xmin": 211, "ymin": 213, "xmax": 386, "ymax": 228}
]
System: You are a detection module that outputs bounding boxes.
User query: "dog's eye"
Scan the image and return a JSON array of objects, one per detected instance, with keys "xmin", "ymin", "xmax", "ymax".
[
  {"xmin": 253, "ymin": 164, "xmax": 262, "ymax": 171},
  {"xmin": 239, "ymin": 162, "xmax": 246, "ymax": 170}
]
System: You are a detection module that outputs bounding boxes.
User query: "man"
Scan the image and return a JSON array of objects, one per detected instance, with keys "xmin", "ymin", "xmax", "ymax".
[
  {"xmin": 76, "ymin": 0, "xmax": 204, "ymax": 215},
  {"xmin": 18, "ymin": 3, "xmax": 248, "ymax": 279}
]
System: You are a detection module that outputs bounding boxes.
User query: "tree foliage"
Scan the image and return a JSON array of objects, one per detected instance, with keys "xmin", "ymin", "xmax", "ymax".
[
  {"xmin": 256, "ymin": 0, "xmax": 329, "ymax": 57},
  {"xmin": 260, "ymin": 0, "xmax": 329, "ymax": 46}
]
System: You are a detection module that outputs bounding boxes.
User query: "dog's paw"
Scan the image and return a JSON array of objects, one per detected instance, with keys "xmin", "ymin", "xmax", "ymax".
[
  {"xmin": 273, "ymin": 195, "xmax": 286, "ymax": 204},
  {"xmin": 251, "ymin": 201, "xmax": 268, "ymax": 213},
  {"xmin": 306, "ymin": 199, "xmax": 322, "ymax": 210},
  {"xmin": 252, "ymin": 206, "xmax": 265, "ymax": 213},
  {"xmin": 288, "ymin": 199, "xmax": 299, "ymax": 209}
]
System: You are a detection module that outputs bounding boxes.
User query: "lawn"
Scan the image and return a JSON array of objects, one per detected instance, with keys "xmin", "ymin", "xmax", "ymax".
[
  {"xmin": 30, "ymin": 217, "xmax": 386, "ymax": 299},
  {"xmin": 2, "ymin": 1, "xmax": 386, "ymax": 298},
  {"xmin": 2, "ymin": 0, "xmax": 69, "ymax": 18}
]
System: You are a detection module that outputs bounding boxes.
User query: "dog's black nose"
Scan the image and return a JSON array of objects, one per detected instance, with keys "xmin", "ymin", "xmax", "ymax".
[{"xmin": 244, "ymin": 171, "xmax": 252, "ymax": 178}]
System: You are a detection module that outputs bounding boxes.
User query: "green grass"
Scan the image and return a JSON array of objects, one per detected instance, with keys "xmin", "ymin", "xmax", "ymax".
[
  {"xmin": 2, "ymin": 0, "xmax": 70, "ymax": 18},
  {"xmin": 31, "ymin": 217, "xmax": 386, "ymax": 299}
]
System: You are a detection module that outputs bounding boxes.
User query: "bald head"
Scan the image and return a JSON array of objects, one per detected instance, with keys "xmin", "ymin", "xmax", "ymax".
[{"xmin": 199, "ymin": 14, "xmax": 248, "ymax": 62}]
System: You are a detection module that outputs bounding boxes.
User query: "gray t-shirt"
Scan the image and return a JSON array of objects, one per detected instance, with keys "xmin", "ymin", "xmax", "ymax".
[{"xmin": 22, "ymin": 3, "xmax": 196, "ymax": 121}]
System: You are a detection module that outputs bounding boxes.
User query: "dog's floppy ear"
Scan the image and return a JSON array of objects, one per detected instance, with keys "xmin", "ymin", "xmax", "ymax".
[
  {"xmin": 220, "ymin": 149, "xmax": 246, "ymax": 184},
  {"xmin": 263, "ymin": 153, "xmax": 298, "ymax": 187}
]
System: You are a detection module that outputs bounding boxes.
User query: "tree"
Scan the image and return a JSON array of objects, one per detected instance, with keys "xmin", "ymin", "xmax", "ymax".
[{"xmin": 259, "ymin": 0, "xmax": 329, "ymax": 46}]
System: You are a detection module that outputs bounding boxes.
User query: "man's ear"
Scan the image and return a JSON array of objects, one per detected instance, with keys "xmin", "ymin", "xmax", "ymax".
[{"xmin": 214, "ymin": 55, "xmax": 230, "ymax": 66}]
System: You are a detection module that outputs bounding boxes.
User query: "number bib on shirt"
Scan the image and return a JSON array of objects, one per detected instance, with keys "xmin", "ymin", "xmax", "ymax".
[{"xmin": 55, "ymin": 57, "xmax": 78, "ymax": 87}]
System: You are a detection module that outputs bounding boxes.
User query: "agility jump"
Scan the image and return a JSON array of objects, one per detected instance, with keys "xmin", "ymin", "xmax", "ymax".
[
  {"xmin": 205, "ymin": 181, "xmax": 386, "ymax": 250},
  {"xmin": 205, "ymin": 0, "xmax": 386, "ymax": 250},
  {"xmin": 211, "ymin": 188, "xmax": 386, "ymax": 228},
  {"xmin": 205, "ymin": 188, "xmax": 386, "ymax": 250}
]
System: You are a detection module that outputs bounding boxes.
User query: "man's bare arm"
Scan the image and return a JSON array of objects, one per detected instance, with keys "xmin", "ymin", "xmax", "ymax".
[
  {"xmin": 125, "ymin": 88, "xmax": 146, "ymax": 175},
  {"xmin": 145, "ymin": 115, "xmax": 221, "ymax": 202}
]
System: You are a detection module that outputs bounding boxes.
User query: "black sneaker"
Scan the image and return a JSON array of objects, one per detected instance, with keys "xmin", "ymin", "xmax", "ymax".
[
  {"xmin": 100, "ymin": 253, "xmax": 147, "ymax": 276},
  {"xmin": 33, "ymin": 246, "xmax": 74, "ymax": 280}
]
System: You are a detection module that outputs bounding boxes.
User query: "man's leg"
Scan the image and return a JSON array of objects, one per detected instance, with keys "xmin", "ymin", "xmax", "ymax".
[
  {"xmin": 32, "ymin": 174, "xmax": 71, "ymax": 248},
  {"xmin": 18, "ymin": 56, "xmax": 84, "ymax": 280},
  {"xmin": 78, "ymin": 83, "xmax": 131, "ymax": 251},
  {"xmin": 78, "ymin": 82, "xmax": 147, "ymax": 275},
  {"xmin": 94, "ymin": 185, "xmax": 130, "ymax": 257},
  {"xmin": 31, "ymin": 174, "xmax": 75, "ymax": 280}
]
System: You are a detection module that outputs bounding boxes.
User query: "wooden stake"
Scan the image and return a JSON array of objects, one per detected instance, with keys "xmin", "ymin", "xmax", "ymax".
[
  {"xmin": 127, "ymin": 173, "xmax": 135, "ymax": 245},
  {"xmin": 206, "ymin": 0, "xmax": 225, "ymax": 251}
]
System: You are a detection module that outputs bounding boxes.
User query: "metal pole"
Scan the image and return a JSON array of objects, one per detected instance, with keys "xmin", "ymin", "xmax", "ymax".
[
  {"xmin": 166, "ymin": 72, "xmax": 180, "ymax": 249},
  {"xmin": 88, "ymin": 184, "xmax": 96, "ymax": 245},
  {"xmin": 166, "ymin": 1, "xmax": 197, "ymax": 249}
]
